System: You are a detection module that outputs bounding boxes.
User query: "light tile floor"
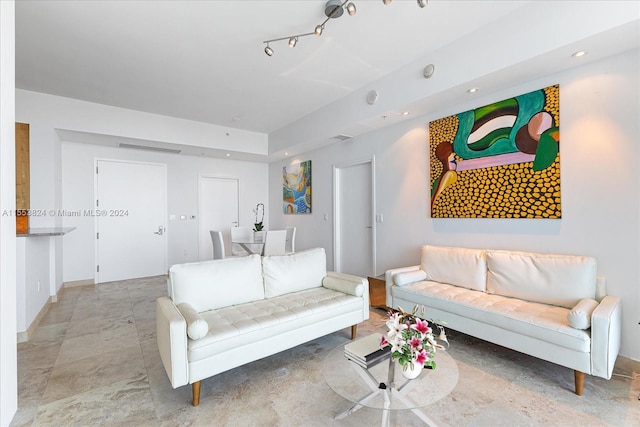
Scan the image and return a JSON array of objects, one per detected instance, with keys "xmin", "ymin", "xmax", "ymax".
[{"xmin": 10, "ymin": 276, "xmax": 640, "ymax": 426}]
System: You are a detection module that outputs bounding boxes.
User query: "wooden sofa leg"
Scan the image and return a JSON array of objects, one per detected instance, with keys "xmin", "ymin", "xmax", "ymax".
[
  {"xmin": 574, "ymin": 370, "xmax": 585, "ymax": 396},
  {"xmin": 192, "ymin": 381, "xmax": 201, "ymax": 406},
  {"xmin": 351, "ymin": 325, "xmax": 357, "ymax": 340}
]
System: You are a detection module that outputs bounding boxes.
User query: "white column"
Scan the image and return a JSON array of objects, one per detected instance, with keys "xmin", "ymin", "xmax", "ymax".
[{"xmin": 0, "ymin": 1, "xmax": 18, "ymax": 426}]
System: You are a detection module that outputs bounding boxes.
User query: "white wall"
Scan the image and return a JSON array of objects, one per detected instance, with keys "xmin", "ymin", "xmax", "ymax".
[
  {"xmin": 14, "ymin": 90, "xmax": 268, "ymax": 339},
  {"xmin": 61, "ymin": 141, "xmax": 268, "ymax": 282},
  {"xmin": 15, "ymin": 237, "xmax": 50, "ymax": 333},
  {"xmin": 0, "ymin": 1, "xmax": 18, "ymax": 425},
  {"xmin": 269, "ymin": 49, "xmax": 640, "ymax": 360}
]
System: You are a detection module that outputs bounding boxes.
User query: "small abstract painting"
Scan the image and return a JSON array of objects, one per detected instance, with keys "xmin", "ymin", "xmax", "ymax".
[
  {"xmin": 283, "ymin": 160, "xmax": 312, "ymax": 214},
  {"xmin": 429, "ymin": 84, "xmax": 561, "ymax": 218}
]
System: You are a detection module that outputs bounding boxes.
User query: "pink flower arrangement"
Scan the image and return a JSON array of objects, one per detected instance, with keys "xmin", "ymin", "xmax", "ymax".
[{"xmin": 380, "ymin": 305, "xmax": 448, "ymax": 372}]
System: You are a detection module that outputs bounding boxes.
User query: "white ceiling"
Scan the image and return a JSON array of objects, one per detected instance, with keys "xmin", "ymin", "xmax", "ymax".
[{"xmin": 14, "ymin": 1, "xmax": 640, "ymax": 161}]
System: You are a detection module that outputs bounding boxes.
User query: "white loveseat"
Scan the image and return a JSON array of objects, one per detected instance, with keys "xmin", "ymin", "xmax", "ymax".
[
  {"xmin": 156, "ymin": 247, "xmax": 369, "ymax": 406},
  {"xmin": 385, "ymin": 245, "xmax": 621, "ymax": 395}
]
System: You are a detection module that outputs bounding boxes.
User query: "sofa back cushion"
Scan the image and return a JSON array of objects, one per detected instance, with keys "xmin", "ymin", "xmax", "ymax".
[
  {"xmin": 169, "ymin": 254, "xmax": 264, "ymax": 312},
  {"xmin": 263, "ymin": 247, "xmax": 327, "ymax": 298},
  {"xmin": 420, "ymin": 245, "xmax": 487, "ymax": 292},
  {"xmin": 486, "ymin": 250, "xmax": 597, "ymax": 309}
]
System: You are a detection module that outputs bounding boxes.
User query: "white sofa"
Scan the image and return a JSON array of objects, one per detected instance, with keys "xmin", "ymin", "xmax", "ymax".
[
  {"xmin": 156, "ymin": 247, "xmax": 369, "ymax": 406},
  {"xmin": 385, "ymin": 245, "xmax": 621, "ymax": 395}
]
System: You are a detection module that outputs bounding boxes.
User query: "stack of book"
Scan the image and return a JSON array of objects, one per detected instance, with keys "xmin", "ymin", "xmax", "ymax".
[{"xmin": 344, "ymin": 333, "xmax": 391, "ymax": 369}]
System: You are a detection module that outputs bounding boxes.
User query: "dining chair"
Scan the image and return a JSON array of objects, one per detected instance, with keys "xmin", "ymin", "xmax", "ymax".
[
  {"xmin": 210, "ymin": 230, "xmax": 225, "ymax": 259},
  {"xmin": 230, "ymin": 226, "xmax": 253, "ymax": 256},
  {"xmin": 261, "ymin": 230, "xmax": 287, "ymax": 256},
  {"xmin": 285, "ymin": 226, "xmax": 296, "ymax": 254}
]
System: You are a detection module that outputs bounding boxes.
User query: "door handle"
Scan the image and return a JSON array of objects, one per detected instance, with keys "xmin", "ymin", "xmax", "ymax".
[{"xmin": 154, "ymin": 226, "xmax": 164, "ymax": 235}]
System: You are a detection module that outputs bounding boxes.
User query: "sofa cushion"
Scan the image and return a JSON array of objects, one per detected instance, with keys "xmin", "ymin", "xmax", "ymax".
[
  {"xmin": 421, "ymin": 245, "xmax": 487, "ymax": 292},
  {"xmin": 392, "ymin": 281, "xmax": 591, "ymax": 353},
  {"xmin": 169, "ymin": 254, "xmax": 264, "ymax": 313},
  {"xmin": 486, "ymin": 250, "xmax": 597, "ymax": 309},
  {"xmin": 188, "ymin": 287, "xmax": 362, "ymax": 362},
  {"xmin": 568, "ymin": 298, "xmax": 600, "ymax": 330},
  {"xmin": 263, "ymin": 248, "xmax": 327, "ymax": 298}
]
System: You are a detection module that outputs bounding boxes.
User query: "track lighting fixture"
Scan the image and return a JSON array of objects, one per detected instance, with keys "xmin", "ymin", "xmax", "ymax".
[
  {"xmin": 263, "ymin": 0, "xmax": 426, "ymax": 56},
  {"xmin": 382, "ymin": 0, "xmax": 392, "ymax": 5}
]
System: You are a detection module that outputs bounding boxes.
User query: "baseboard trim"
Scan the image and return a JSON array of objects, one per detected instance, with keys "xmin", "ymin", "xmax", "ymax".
[
  {"xmin": 16, "ymin": 280, "xmax": 91, "ymax": 343},
  {"xmin": 64, "ymin": 279, "xmax": 94, "ymax": 288},
  {"xmin": 17, "ymin": 297, "xmax": 53, "ymax": 344}
]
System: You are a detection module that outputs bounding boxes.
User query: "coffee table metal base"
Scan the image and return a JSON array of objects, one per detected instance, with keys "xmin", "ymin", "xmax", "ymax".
[
  {"xmin": 324, "ymin": 335, "xmax": 458, "ymax": 427},
  {"xmin": 334, "ymin": 357, "xmax": 436, "ymax": 427}
]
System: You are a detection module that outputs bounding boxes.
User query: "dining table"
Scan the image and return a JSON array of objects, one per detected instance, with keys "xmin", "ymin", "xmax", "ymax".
[{"xmin": 231, "ymin": 231, "xmax": 265, "ymax": 255}]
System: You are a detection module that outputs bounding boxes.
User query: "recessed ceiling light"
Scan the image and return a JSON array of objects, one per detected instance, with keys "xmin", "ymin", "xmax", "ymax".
[
  {"xmin": 423, "ymin": 64, "xmax": 435, "ymax": 79},
  {"xmin": 367, "ymin": 90, "xmax": 378, "ymax": 105},
  {"xmin": 402, "ymin": 111, "xmax": 410, "ymax": 116},
  {"xmin": 284, "ymin": 152, "xmax": 289, "ymax": 156},
  {"xmin": 226, "ymin": 153, "xmax": 230, "ymax": 157},
  {"xmin": 467, "ymin": 88, "xmax": 479, "ymax": 93},
  {"xmin": 572, "ymin": 50, "xmax": 588, "ymax": 58}
]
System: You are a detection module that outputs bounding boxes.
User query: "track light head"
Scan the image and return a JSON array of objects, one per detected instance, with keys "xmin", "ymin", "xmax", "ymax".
[
  {"xmin": 347, "ymin": 2, "xmax": 357, "ymax": 16},
  {"xmin": 289, "ymin": 37, "xmax": 298, "ymax": 48},
  {"xmin": 417, "ymin": 0, "xmax": 427, "ymax": 8},
  {"xmin": 383, "ymin": 0, "xmax": 392, "ymax": 5},
  {"xmin": 314, "ymin": 24, "xmax": 324, "ymax": 37},
  {"xmin": 264, "ymin": 45, "xmax": 273, "ymax": 56}
]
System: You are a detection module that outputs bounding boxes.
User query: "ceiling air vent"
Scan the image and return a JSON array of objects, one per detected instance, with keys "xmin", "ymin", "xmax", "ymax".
[
  {"xmin": 331, "ymin": 134, "xmax": 352, "ymax": 142},
  {"xmin": 118, "ymin": 143, "xmax": 181, "ymax": 154}
]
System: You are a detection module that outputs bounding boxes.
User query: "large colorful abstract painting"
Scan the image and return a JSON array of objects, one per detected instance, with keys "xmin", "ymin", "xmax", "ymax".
[
  {"xmin": 429, "ymin": 84, "xmax": 560, "ymax": 218},
  {"xmin": 283, "ymin": 160, "xmax": 312, "ymax": 214}
]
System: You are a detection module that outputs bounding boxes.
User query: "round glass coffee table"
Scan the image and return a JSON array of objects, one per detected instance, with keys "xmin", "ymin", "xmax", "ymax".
[{"xmin": 323, "ymin": 335, "xmax": 459, "ymax": 426}]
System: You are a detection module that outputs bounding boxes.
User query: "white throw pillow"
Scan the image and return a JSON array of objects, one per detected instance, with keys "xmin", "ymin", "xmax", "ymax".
[
  {"xmin": 169, "ymin": 254, "xmax": 264, "ymax": 312},
  {"xmin": 177, "ymin": 303, "xmax": 209, "ymax": 340},
  {"xmin": 486, "ymin": 250, "xmax": 597, "ymax": 309},
  {"xmin": 421, "ymin": 245, "xmax": 487, "ymax": 291},
  {"xmin": 263, "ymin": 248, "xmax": 327, "ymax": 298},
  {"xmin": 568, "ymin": 298, "xmax": 600, "ymax": 330},
  {"xmin": 322, "ymin": 276, "xmax": 364, "ymax": 296},
  {"xmin": 394, "ymin": 270, "xmax": 427, "ymax": 286}
]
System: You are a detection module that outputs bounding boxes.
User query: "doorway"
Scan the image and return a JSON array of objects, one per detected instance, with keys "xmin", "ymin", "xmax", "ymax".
[
  {"xmin": 198, "ymin": 176, "xmax": 239, "ymax": 260},
  {"xmin": 333, "ymin": 157, "xmax": 376, "ymax": 277},
  {"xmin": 95, "ymin": 159, "xmax": 167, "ymax": 283}
]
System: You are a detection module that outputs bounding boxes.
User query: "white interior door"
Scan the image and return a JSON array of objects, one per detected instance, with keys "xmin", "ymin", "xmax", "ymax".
[
  {"xmin": 334, "ymin": 159, "xmax": 375, "ymax": 277},
  {"xmin": 95, "ymin": 160, "xmax": 167, "ymax": 283},
  {"xmin": 199, "ymin": 176, "xmax": 239, "ymax": 260}
]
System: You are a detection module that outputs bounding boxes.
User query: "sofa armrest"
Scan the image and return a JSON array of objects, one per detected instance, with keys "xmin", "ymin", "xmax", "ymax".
[
  {"xmin": 156, "ymin": 296, "xmax": 189, "ymax": 388},
  {"xmin": 323, "ymin": 271, "xmax": 369, "ymax": 320},
  {"xmin": 166, "ymin": 277, "xmax": 173, "ymax": 300},
  {"xmin": 385, "ymin": 266, "xmax": 420, "ymax": 309},
  {"xmin": 590, "ymin": 295, "xmax": 621, "ymax": 379}
]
